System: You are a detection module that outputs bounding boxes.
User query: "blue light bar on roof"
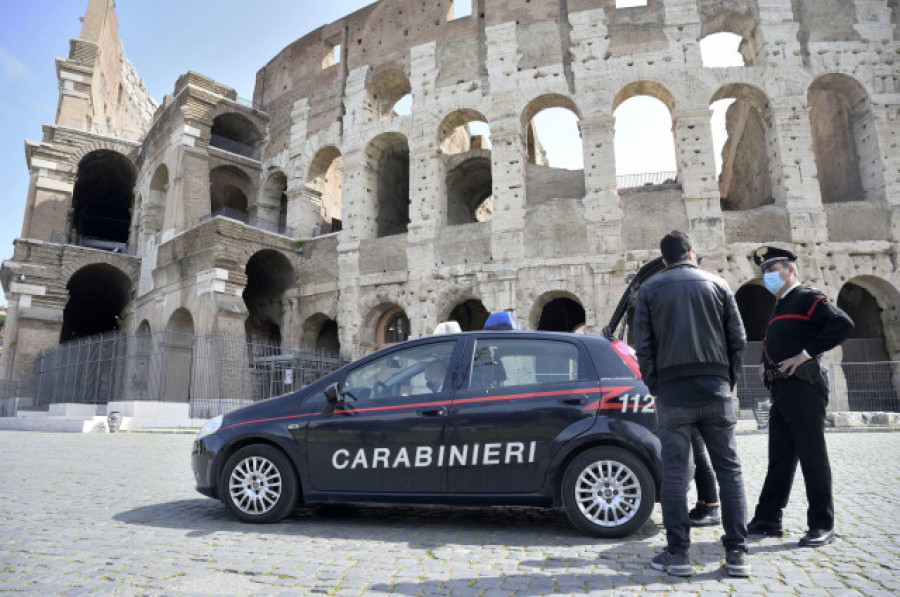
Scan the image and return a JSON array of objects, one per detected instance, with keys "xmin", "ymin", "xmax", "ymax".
[{"xmin": 483, "ymin": 311, "xmax": 521, "ymax": 331}]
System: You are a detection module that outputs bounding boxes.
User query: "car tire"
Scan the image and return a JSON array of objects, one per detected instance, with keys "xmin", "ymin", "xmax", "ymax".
[
  {"xmin": 219, "ymin": 445, "xmax": 299, "ymax": 524},
  {"xmin": 561, "ymin": 446, "xmax": 655, "ymax": 538}
]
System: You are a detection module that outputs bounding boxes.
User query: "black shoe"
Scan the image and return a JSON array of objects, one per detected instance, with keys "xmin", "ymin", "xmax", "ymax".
[
  {"xmin": 799, "ymin": 528, "xmax": 834, "ymax": 547},
  {"xmin": 724, "ymin": 549, "xmax": 751, "ymax": 577},
  {"xmin": 689, "ymin": 504, "xmax": 721, "ymax": 527},
  {"xmin": 747, "ymin": 517, "xmax": 783, "ymax": 537}
]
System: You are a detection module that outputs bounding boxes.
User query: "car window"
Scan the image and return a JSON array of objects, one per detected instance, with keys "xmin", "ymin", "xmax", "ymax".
[
  {"xmin": 342, "ymin": 341, "xmax": 455, "ymax": 402},
  {"xmin": 468, "ymin": 338, "xmax": 585, "ymax": 390}
]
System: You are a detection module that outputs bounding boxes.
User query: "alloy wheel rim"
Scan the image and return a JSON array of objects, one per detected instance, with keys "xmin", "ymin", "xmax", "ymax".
[
  {"xmin": 574, "ymin": 459, "xmax": 641, "ymax": 527},
  {"xmin": 229, "ymin": 456, "xmax": 283, "ymax": 515}
]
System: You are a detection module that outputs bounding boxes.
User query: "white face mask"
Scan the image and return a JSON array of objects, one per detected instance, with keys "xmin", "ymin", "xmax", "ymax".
[{"xmin": 763, "ymin": 271, "xmax": 785, "ymax": 295}]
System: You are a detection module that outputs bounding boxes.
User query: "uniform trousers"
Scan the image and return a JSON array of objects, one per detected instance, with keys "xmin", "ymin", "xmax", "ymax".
[{"xmin": 753, "ymin": 377, "xmax": 834, "ymax": 530}]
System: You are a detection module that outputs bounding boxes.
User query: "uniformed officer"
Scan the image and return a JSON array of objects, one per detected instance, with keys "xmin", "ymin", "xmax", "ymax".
[{"xmin": 747, "ymin": 246, "xmax": 854, "ymax": 547}]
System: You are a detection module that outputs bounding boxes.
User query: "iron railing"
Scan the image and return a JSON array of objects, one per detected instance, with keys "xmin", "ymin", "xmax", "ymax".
[
  {"xmin": 209, "ymin": 134, "xmax": 262, "ymax": 160},
  {"xmin": 4, "ymin": 331, "xmax": 347, "ymax": 418},
  {"xmin": 616, "ymin": 171, "xmax": 678, "ymax": 189},
  {"xmin": 737, "ymin": 362, "xmax": 900, "ymax": 413}
]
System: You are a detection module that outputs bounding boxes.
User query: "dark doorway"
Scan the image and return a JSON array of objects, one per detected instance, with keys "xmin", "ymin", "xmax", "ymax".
[
  {"xmin": 537, "ymin": 298, "xmax": 585, "ymax": 332},
  {"xmin": 71, "ymin": 150, "xmax": 136, "ymax": 250},
  {"xmin": 60, "ymin": 264, "xmax": 132, "ymax": 342},
  {"xmin": 448, "ymin": 299, "xmax": 489, "ymax": 331}
]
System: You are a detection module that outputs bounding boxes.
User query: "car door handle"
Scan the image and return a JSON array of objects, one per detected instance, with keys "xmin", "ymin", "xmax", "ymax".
[
  {"xmin": 418, "ymin": 406, "xmax": 448, "ymax": 417},
  {"xmin": 558, "ymin": 395, "xmax": 590, "ymax": 406}
]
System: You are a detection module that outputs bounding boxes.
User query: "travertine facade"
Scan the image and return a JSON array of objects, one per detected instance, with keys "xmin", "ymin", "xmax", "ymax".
[{"xmin": 2, "ymin": 0, "xmax": 900, "ymax": 410}]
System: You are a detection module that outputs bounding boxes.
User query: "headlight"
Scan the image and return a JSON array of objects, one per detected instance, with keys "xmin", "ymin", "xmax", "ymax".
[{"xmin": 196, "ymin": 415, "xmax": 223, "ymax": 440}]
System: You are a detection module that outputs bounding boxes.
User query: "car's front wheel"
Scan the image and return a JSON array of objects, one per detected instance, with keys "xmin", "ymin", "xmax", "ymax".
[
  {"xmin": 561, "ymin": 446, "xmax": 655, "ymax": 538},
  {"xmin": 220, "ymin": 445, "xmax": 299, "ymax": 523}
]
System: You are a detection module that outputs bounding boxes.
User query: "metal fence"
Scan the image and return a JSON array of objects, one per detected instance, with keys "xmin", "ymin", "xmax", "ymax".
[
  {"xmin": 616, "ymin": 170, "xmax": 678, "ymax": 189},
  {"xmin": 737, "ymin": 362, "xmax": 900, "ymax": 413},
  {"xmin": 1, "ymin": 331, "xmax": 347, "ymax": 419}
]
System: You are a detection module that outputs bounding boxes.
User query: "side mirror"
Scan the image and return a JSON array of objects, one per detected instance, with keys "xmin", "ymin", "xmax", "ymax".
[{"xmin": 322, "ymin": 382, "xmax": 341, "ymax": 416}]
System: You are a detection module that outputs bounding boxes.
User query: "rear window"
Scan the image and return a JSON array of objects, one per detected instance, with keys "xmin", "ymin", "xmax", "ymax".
[{"xmin": 467, "ymin": 338, "xmax": 593, "ymax": 390}]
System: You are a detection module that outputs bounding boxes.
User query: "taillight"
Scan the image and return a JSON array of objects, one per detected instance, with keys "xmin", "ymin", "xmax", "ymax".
[{"xmin": 611, "ymin": 340, "xmax": 642, "ymax": 378}]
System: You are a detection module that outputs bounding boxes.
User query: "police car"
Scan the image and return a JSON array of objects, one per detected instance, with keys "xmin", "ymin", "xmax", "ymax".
[{"xmin": 192, "ymin": 274, "xmax": 663, "ymax": 538}]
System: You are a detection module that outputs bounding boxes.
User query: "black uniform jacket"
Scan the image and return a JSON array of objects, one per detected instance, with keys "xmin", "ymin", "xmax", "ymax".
[{"xmin": 763, "ymin": 286, "xmax": 854, "ymax": 366}]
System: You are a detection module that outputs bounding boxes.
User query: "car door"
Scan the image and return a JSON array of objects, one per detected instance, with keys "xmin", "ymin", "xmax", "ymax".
[
  {"xmin": 446, "ymin": 335, "xmax": 599, "ymax": 494},
  {"xmin": 306, "ymin": 339, "xmax": 460, "ymax": 494}
]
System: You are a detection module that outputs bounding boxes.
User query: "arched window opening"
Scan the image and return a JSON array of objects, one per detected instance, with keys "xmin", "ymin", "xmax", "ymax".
[
  {"xmin": 163, "ymin": 308, "xmax": 194, "ymax": 403},
  {"xmin": 809, "ymin": 74, "xmax": 884, "ymax": 204},
  {"xmin": 447, "ymin": 299, "xmax": 489, "ymax": 331},
  {"xmin": 243, "ymin": 250, "xmax": 296, "ymax": 352},
  {"xmin": 367, "ymin": 134, "xmax": 410, "ymax": 238},
  {"xmin": 522, "ymin": 96, "xmax": 585, "ymax": 203},
  {"xmin": 612, "ymin": 90, "xmax": 677, "ymax": 189},
  {"xmin": 537, "ymin": 297, "xmax": 586, "ymax": 332},
  {"xmin": 367, "ymin": 69, "xmax": 412, "ymax": 121},
  {"xmin": 209, "ymin": 113, "xmax": 262, "ymax": 160},
  {"xmin": 838, "ymin": 281, "xmax": 894, "ymax": 410},
  {"xmin": 261, "ymin": 170, "xmax": 288, "ymax": 234},
  {"xmin": 308, "ymin": 147, "xmax": 344, "ymax": 235},
  {"xmin": 712, "ymin": 85, "xmax": 776, "ymax": 211},
  {"xmin": 378, "ymin": 307, "xmax": 410, "ymax": 348},
  {"xmin": 316, "ymin": 319, "xmax": 341, "ymax": 355},
  {"xmin": 698, "ymin": 8, "xmax": 762, "ymax": 67},
  {"xmin": 144, "ymin": 164, "xmax": 168, "ymax": 236},
  {"xmin": 735, "ymin": 283, "xmax": 775, "ymax": 410},
  {"xmin": 209, "ymin": 166, "xmax": 252, "ymax": 223},
  {"xmin": 700, "ymin": 32, "xmax": 747, "ymax": 67},
  {"xmin": 440, "ymin": 110, "xmax": 494, "ymax": 225},
  {"xmin": 60, "ymin": 263, "xmax": 132, "ymax": 342},
  {"xmin": 71, "ymin": 150, "xmax": 136, "ymax": 251}
]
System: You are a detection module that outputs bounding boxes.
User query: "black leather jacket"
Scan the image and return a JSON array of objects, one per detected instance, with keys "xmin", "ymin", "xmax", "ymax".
[{"xmin": 633, "ymin": 263, "xmax": 746, "ymax": 394}]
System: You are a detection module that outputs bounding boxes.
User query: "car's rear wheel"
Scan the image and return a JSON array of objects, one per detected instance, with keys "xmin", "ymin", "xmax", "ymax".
[
  {"xmin": 220, "ymin": 445, "xmax": 298, "ymax": 523},
  {"xmin": 561, "ymin": 446, "xmax": 655, "ymax": 538}
]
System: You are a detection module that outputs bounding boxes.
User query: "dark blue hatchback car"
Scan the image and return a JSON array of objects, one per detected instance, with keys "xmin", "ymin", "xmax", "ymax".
[{"xmin": 192, "ymin": 305, "xmax": 662, "ymax": 538}]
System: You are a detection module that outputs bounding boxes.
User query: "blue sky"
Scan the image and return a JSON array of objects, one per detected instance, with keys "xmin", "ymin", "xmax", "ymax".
[{"xmin": 0, "ymin": 1, "xmax": 737, "ymax": 306}]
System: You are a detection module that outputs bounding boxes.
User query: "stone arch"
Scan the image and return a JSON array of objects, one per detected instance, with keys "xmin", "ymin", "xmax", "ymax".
[
  {"xmin": 71, "ymin": 149, "xmax": 137, "ymax": 250},
  {"xmin": 60, "ymin": 263, "xmax": 133, "ymax": 342},
  {"xmin": 439, "ymin": 110, "xmax": 493, "ymax": 225},
  {"xmin": 445, "ymin": 298, "xmax": 489, "ymax": 332},
  {"xmin": 362, "ymin": 301, "xmax": 410, "ymax": 352},
  {"xmin": 262, "ymin": 169, "xmax": 288, "ymax": 233},
  {"xmin": 521, "ymin": 94, "xmax": 582, "ymax": 165},
  {"xmin": 301, "ymin": 313, "xmax": 341, "ymax": 355},
  {"xmin": 521, "ymin": 94, "xmax": 585, "ymax": 202},
  {"xmin": 209, "ymin": 112, "xmax": 263, "ymax": 158},
  {"xmin": 711, "ymin": 83, "xmax": 778, "ymax": 211},
  {"xmin": 837, "ymin": 277, "xmax": 900, "ymax": 410},
  {"xmin": 307, "ymin": 146, "xmax": 343, "ymax": 233},
  {"xmin": 162, "ymin": 308, "xmax": 194, "ymax": 402},
  {"xmin": 698, "ymin": 6, "xmax": 763, "ymax": 67},
  {"xmin": 808, "ymin": 74, "xmax": 885, "ymax": 204},
  {"xmin": 612, "ymin": 81, "xmax": 678, "ymax": 188},
  {"xmin": 243, "ymin": 249, "xmax": 297, "ymax": 350},
  {"xmin": 528, "ymin": 291, "xmax": 586, "ymax": 332},
  {"xmin": 367, "ymin": 67, "xmax": 412, "ymax": 121},
  {"xmin": 144, "ymin": 163, "xmax": 168, "ymax": 236},
  {"xmin": 365, "ymin": 132, "xmax": 410, "ymax": 237},
  {"xmin": 209, "ymin": 165, "xmax": 253, "ymax": 222}
]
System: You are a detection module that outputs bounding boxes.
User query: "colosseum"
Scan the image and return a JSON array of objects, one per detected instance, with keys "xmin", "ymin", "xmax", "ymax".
[{"xmin": 1, "ymin": 0, "xmax": 899, "ymax": 421}]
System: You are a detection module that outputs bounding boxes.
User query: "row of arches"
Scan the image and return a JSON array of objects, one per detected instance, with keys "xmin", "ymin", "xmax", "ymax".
[{"xmin": 67, "ymin": 69, "xmax": 884, "ymax": 251}]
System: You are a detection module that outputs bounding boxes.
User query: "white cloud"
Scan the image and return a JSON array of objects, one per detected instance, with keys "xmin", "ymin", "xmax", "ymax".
[{"xmin": 0, "ymin": 47, "xmax": 28, "ymax": 80}]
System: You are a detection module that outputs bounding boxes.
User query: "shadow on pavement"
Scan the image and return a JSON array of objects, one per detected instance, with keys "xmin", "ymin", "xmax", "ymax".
[{"xmin": 113, "ymin": 498, "xmax": 663, "ymax": 548}]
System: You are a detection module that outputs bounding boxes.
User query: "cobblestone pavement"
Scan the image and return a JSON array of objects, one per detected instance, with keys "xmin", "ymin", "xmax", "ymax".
[{"xmin": 0, "ymin": 430, "xmax": 898, "ymax": 596}]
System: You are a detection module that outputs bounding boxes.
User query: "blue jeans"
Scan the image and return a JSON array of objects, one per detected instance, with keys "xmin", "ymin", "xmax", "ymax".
[{"xmin": 657, "ymin": 382, "xmax": 748, "ymax": 553}]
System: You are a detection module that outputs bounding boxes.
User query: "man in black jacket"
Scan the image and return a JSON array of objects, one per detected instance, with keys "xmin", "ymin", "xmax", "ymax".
[
  {"xmin": 747, "ymin": 246, "xmax": 854, "ymax": 547},
  {"xmin": 634, "ymin": 230, "xmax": 749, "ymax": 577}
]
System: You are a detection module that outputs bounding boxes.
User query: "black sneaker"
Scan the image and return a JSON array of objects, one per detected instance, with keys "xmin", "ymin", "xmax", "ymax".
[
  {"xmin": 724, "ymin": 549, "xmax": 751, "ymax": 577},
  {"xmin": 650, "ymin": 548, "xmax": 693, "ymax": 577},
  {"xmin": 688, "ymin": 503, "xmax": 721, "ymax": 527}
]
